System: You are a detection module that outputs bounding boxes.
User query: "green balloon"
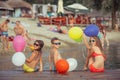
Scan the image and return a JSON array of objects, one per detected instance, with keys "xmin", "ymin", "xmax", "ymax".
[{"xmin": 74, "ymin": 37, "xmax": 83, "ymax": 42}]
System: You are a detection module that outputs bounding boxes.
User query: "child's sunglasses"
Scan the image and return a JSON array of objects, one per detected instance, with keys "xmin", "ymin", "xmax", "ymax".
[
  {"xmin": 53, "ymin": 42, "xmax": 61, "ymax": 45},
  {"xmin": 89, "ymin": 40, "xmax": 95, "ymax": 43},
  {"xmin": 34, "ymin": 43, "xmax": 39, "ymax": 46}
]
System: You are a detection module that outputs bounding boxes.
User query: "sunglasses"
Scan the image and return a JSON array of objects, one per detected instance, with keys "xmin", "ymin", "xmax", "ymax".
[
  {"xmin": 53, "ymin": 42, "xmax": 61, "ymax": 45},
  {"xmin": 89, "ymin": 40, "xmax": 95, "ymax": 43},
  {"xmin": 34, "ymin": 43, "xmax": 39, "ymax": 46}
]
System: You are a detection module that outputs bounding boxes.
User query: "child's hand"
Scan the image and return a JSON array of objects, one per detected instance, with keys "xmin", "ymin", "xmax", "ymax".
[
  {"xmin": 50, "ymin": 66, "xmax": 52, "ymax": 71},
  {"xmin": 39, "ymin": 69, "xmax": 42, "ymax": 72},
  {"xmin": 25, "ymin": 59, "xmax": 28, "ymax": 62},
  {"xmin": 83, "ymin": 66, "xmax": 88, "ymax": 71}
]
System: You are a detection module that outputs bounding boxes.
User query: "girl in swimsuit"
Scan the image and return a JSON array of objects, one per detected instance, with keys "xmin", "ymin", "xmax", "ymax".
[
  {"xmin": 82, "ymin": 34, "xmax": 106, "ymax": 72},
  {"xmin": 23, "ymin": 40, "xmax": 44, "ymax": 72}
]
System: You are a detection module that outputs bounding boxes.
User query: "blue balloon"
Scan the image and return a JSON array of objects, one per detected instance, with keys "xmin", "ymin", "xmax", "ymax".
[
  {"xmin": 97, "ymin": 32, "xmax": 103, "ymax": 39},
  {"xmin": 84, "ymin": 24, "xmax": 99, "ymax": 37}
]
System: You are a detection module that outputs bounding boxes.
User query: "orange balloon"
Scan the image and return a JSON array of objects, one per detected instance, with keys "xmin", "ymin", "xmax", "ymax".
[
  {"xmin": 29, "ymin": 45, "xmax": 34, "ymax": 51},
  {"xmin": 55, "ymin": 59, "xmax": 69, "ymax": 74}
]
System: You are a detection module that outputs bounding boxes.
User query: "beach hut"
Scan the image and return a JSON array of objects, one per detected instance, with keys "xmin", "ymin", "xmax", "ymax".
[
  {"xmin": 6, "ymin": 0, "xmax": 32, "ymax": 17},
  {"xmin": 0, "ymin": 1, "xmax": 13, "ymax": 10},
  {"xmin": 0, "ymin": 1, "xmax": 13, "ymax": 17},
  {"xmin": 33, "ymin": 4, "xmax": 57, "ymax": 17}
]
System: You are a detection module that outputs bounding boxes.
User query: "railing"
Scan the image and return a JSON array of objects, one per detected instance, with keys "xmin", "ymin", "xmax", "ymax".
[
  {"xmin": 38, "ymin": 16, "xmax": 111, "ymax": 28},
  {"xmin": 38, "ymin": 16, "xmax": 90, "ymax": 26}
]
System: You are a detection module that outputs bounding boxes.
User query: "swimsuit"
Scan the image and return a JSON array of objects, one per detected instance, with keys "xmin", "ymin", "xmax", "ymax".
[
  {"xmin": 89, "ymin": 52, "xmax": 105, "ymax": 72},
  {"xmin": 57, "ymin": 29, "xmax": 63, "ymax": 33},
  {"xmin": 89, "ymin": 63, "xmax": 104, "ymax": 72},
  {"xmin": 91, "ymin": 52, "xmax": 105, "ymax": 58},
  {"xmin": 2, "ymin": 31, "xmax": 8, "ymax": 37},
  {"xmin": 23, "ymin": 64, "xmax": 34, "ymax": 72}
]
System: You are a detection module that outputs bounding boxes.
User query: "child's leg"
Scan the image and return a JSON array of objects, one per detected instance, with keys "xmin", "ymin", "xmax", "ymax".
[
  {"xmin": 105, "ymin": 36, "xmax": 109, "ymax": 46},
  {"xmin": 88, "ymin": 57, "xmax": 94, "ymax": 68},
  {"xmin": 101, "ymin": 37, "xmax": 104, "ymax": 48},
  {"xmin": 1, "ymin": 36, "xmax": 6, "ymax": 50}
]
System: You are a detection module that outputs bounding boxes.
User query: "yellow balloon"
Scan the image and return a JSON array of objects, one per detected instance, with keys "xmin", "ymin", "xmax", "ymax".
[{"xmin": 68, "ymin": 27, "xmax": 83, "ymax": 40}]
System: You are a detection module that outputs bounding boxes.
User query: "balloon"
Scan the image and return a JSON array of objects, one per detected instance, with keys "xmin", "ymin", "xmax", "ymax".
[
  {"xmin": 68, "ymin": 27, "xmax": 83, "ymax": 40},
  {"xmin": 84, "ymin": 24, "xmax": 99, "ymax": 37},
  {"xmin": 12, "ymin": 52, "xmax": 26, "ymax": 66},
  {"xmin": 74, "ymin": 37, "xmax": 83, "ymax": 42},
  {"xmin": 29, "ymin": 45, "xmax": 34, "ymax": 51},
  {"xmin": 97, "ymin": 32, "xmax": 103, "ymax": 39},
  {"xmin": 56, "ymin": 59, "xmax": 69, "ymax": 74},
  {"xmin": 67, "ymin": 58, "xmax": 78, "ymax": 72},
  {"xmin": 13, "ymin": 36, "xmax": 26, "ymax": 52}
]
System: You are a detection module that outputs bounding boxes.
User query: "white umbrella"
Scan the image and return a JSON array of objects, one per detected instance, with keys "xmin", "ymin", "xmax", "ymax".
[
  {"xmin": 66, "ymin": 3, "xmax": 89, "ymax": 13},
  {"xmin": 57, "ymin": 0, "xmax": 64, "ymax": 13},
  {"xmin": 67, "ymin": 3, "xmax": 88, "ymax": 10}
]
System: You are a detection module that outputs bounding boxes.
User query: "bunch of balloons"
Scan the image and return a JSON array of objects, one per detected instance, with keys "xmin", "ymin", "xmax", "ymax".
[
  {"xmin": 55, "ymin": 58, "xmax": 78, "ymax": 74},
  {"xmin": 56, "ymin": 59, "xmax": 69, "ymax": 74},
  {"xmin": 12, "ymin": 36, "xmax": 26, "ymax": 66},
  {"xmin": 68, "ymin": 27, "xmax": 83, "ymax": 42},
  {"xmin": 68, "ymin": 25, "xmax": 99, "ymax": 43},
  {"xmin": 67, "ymin": 58, "xmax": 78, "ymax": 72}
]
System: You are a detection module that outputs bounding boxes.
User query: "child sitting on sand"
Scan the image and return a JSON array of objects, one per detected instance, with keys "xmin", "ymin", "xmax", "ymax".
[
  {"xmin": 82, "ymin": 34, "xmax": 106, "ymax": 72},
  {"xmin": 23, "ymin": 40, "xmax": 44, "ymax": 72},
  {"xmin": 48, "ymin": 37, "xmax": 62, "ymax": 71}
]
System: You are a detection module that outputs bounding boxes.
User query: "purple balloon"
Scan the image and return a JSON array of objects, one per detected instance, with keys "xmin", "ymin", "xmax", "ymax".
[
  {"xmin": 13, "ymin": 36, "xmax": 26, "ymax": 52},
  {"xmin": 84, "ymin": 24, "xmax": 99, "ymax": 37}
]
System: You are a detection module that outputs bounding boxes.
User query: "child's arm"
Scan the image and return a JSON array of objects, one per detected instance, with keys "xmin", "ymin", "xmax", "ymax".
[
  {"xmin": 54, "ymin": 51, "xmax": 61, "ymax": 64},
  {"xmin": 48, "ymin": 52, "xmax": 52, "ymax": 71},
  {"xmin": 26, "ymin": 52, "xmax": 36, "ymax": 63},
  {"xmin": 39, "ymin": 55, "xmax": 43, "ymax": 72},
  {"xmin": 103, "ymin": 29, "xmax": 106, "ymax": 38},
  {"xmin": 83, "ymin": 48, "xmax": 93, "ymax": 70},
  {"xmin": 82, "ymin": 34, "xmax": 90, "ymax": 49},
  {"xmin": 83, "ymin": 50, "xmax": 90, "ymax": 70},
  {"xmin": 102, "ymin": 52, "xmax": 107, "ymax": 60}
]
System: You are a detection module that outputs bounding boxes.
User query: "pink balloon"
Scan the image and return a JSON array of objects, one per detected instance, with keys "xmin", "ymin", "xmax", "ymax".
[{"xmin": 13, "ymin": 36, "xmax": 26, "ymax": 52}]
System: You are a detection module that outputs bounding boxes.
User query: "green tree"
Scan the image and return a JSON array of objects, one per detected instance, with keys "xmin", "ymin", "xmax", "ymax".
[
  {"xmin": 83, "ymin": 0, "xmax": 120, "ymax": 29},
  {"xmin": 102, "ymin": 0, "xmax": 120, "ymax": 29},
  {"xmin": 24, "ymin": 0, "xmax": 55, "ymax": 4}
]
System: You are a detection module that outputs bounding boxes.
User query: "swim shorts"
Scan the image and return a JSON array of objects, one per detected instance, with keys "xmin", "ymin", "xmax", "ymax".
[
  {"xmin": 2, "ymin": 31, "xmax": 8, "ymax": 37},
  {"xmin": 23, "ymin": 64, "xmax": 34, "ymax": 72}
]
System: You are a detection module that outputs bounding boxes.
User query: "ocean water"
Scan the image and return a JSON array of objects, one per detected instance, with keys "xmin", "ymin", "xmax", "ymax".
[{"xmin": 40, "ymin": 42, "xmax": 120, "ymax": 71}]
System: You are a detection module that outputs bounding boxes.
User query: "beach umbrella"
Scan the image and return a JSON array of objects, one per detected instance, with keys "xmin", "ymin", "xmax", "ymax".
[
  {"xmin": 65, "ymin": 3, "xmax": 89, "ymax": 13},
  {"xmin": 57, "ymin": 0, "xmax": 64, "ymax": 14}
]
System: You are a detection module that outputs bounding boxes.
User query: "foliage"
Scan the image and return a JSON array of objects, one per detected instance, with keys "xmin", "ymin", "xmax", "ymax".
[
  {"xmin": 24, "ymin": 0, "xmax": 120, "ymax": 11},
  {"xmin": 24, "ymin": 0, "xmax": 83, "ymax": 6}
]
